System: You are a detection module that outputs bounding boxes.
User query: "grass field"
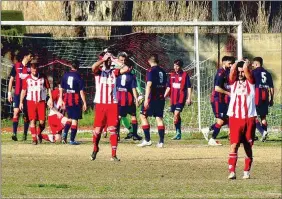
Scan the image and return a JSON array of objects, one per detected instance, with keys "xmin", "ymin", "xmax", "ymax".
[{"xmin": 1, "ymin": 132, "xmax": 281, "ymax": 199}]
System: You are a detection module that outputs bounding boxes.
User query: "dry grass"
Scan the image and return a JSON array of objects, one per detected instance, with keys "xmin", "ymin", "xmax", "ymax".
[
  {"xmin": 132, "ymin": 1, "xmax": 210, "ymax": 33},
  {"xmin": 1, "ymin": 133, "xmax": 281, "ymax": 199},
  {"xmin": 241, "ymin": 2, "xmax": 270, "ymax": 33}
]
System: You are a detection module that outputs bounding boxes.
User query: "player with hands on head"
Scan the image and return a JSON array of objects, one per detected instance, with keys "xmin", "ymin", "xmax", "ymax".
[
  {"xmin": 227, "ymin": 59, "xmax": 257, "ymax": 180},
  {"xmin": 91, "ymin": 52, "xmax": 129, "ymax": 161}
]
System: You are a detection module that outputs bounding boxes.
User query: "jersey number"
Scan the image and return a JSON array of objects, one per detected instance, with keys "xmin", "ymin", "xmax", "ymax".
[
  {"xmin": 121, "ymin": 74, "xmax": 127, "ymax": 86},
  {"xmin": 159, "ymin": 72, "xmax": 164, "ymax": 83},
  {"xmin": 261, "ymin": 72, "xmax": 267, "ymax": 83},
  {"xmin": 67, "ymin": 77, "xmax": 74, "ymax": 88}
]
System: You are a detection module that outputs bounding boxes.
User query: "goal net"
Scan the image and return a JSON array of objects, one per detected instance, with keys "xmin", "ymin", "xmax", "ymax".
[{"xmin": 1, "ymin": 22, "xmax": 281, "ymax": 133}]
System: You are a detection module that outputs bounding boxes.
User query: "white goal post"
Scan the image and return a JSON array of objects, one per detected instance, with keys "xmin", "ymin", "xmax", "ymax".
[{"xmin": 1, "ymin": 20, "xmax": 243, "ymax": 131}]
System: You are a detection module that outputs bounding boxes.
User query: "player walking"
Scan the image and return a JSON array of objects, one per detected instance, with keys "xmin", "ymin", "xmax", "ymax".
[
  {"xmin": 227, "ymin": 60, "xmax": 257, "ymax": 180},
  {"xmin": 8, "ymin": 48, "xmax": 34, "ymax": 141},
  {"xmin": 251, "ymin": 57, "xmax": 274, "ymax": 142},
  {"xmin": 201, "ymin": 56, "xmax": 235, "ymax": 145},
  {"xmin": 138, "ymin": 54, "xmax": 167, "ymax": 148},
  {"xmin": 19, "ymin": 59, "xmax": 53, "ymax": 145},
  {"xmin": 164, "ymin": 59, "xmax": 192, "ymax": 140},
  {"xmin": 91, "ymin": 52, "xmax": 129, "ymax": 161},
  {"xmin": 59, "ymin": 60, "xmax": 87, "ymax": 145}
]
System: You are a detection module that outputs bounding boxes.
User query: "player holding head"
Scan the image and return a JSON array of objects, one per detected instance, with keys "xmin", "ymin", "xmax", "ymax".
[
  {"xmin": 91, "ymin": 52, "xmax": 129, "ymax": 161},
  {"xmin": 8, "ymin": 48, "xmax": 34, "ymax": 141},
  {"xmin": 227, "ymin": 60, "xmax": 257, "ymax": 180},
  {"xmin": 116, "ymin": 59, "xmax": 142, "ymax": 141},
  {"xmin": 251, "ymin": 57, "xmax": 274, "ymax": 142},
  {"xmin": 59, "ymin": 60, "xmax": 87, "ymax": 145},
  {"xmin": 164, "ymin": 59, "xmax": 192, "ymax": 140},
  {"xmin": 19, "ymin": 59, "xmax": 53, "ymax": 145},
  {"xmin": 138, "ymin": 54, "xmax": 167, "ymax": 148},
  {"xmin": 201, "ymin": 56, "xmax": 235, "ymax": 146}
]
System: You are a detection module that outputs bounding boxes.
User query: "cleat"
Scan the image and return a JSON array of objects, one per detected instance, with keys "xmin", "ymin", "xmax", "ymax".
[
  {"xmin": 261, "ymin": 131, "xmax": 268, "ymax": 142},
  {"xmin": 62, "ymin": 139, "xmax": 67, "ymax": 144},
  {"xmin": 69, "ymin": 141, "xmax": 80, "ymax": 145},
  {"xmin": 156, "ymin": 142, "xmax": 164, "ymax": 148},
  {"xmin": 124, "ymin": 133, "xmax": 133, "ymax": 140},
  {"xmin": 110, "ymin": 156, "xmax": 120, "ymax": 162},
  {"xmin": 11, "ymin": 134, "xmax": 18, "ymax": 141},
  {"xmin": 132, "ymin": 134, "xmax": 143, "ymax": 141},
  {"xmin": 137, "ymin": 140, "xmax": 152, "ymax": 147},
  {"xmin": 254, "ymin": 136, "xmax": 259, "ymax": 141},
  {"xmin": 208, "ymin": 138, "xmax": 222, "ymax": 146},
  {"xmin": 90, "ymin": 150, "xmax": 99, "ymax": 161},
  {"xmin": 242, "ymin": 171, "xmax": 250, "ymax": 179},
  {"xmin": 201, "ymin": 127, "xmax": 210, "ymax": 141},
  {"xmin": 228, "ymin": 172, "xmax": 236, "ymax": 180},
  {"xmin": 37, "ymin": 134, "xmax": 43, "ymax": 144},
  {"xmin": 171, "ymin": 134, "xmax": 181, "ymax": 140},
  {"xmin": 32, "ymin": 140, "xmax": 38, "ymax": 145}
]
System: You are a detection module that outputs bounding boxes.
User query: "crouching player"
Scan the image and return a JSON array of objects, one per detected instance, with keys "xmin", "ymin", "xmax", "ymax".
[
  {"xmin": 227, "ymin": 60, "xmax": 257, "ymax": 180},
  {"xmin": 19, "ymin": 60, "xmax": 53, "ymax": 145},
  {"xmin": 164, "ymin": 59, "xmax": 192, "ymax": 140}
]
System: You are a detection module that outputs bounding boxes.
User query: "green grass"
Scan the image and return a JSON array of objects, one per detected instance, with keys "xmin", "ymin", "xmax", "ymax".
[{"xmin": 1, "ymin": 133, "xmax": 281, "ymax": 198}]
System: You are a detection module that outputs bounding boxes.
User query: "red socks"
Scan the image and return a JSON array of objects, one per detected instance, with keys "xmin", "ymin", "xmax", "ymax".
[
  {"xmin": 244, "ymin": 157, "xmax": 253, "ymax": 171},
  {"xmin": 109, "ymin": 129, "xmax": 118, "ymax": 157},
  {"xmin": 228, "ymin": 153, "xmax": 238, "ymax": 173}
]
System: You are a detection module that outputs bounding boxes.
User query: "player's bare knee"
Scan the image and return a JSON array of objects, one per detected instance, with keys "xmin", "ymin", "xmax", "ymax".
[
  {"xmin": 39, "ymin": 120, "xmax": 45, "ymax": 125},
  {"xmin": 230, "ymin": 143, "xmax": 240, "ymax": 152},
  {"xmin": 216, "ymin": 118, "xmax": 224, "ymax": 125},
  {"xmin": 93, "ymin": 127, "xmax": 102, "ymax": 135},
  {"xmin": 29, "ymin": 120, "xmax": 36, "ymax": 127},
  {"xmin": 156, "ymin": 117, "xmax": 164, "ymax": 126}
]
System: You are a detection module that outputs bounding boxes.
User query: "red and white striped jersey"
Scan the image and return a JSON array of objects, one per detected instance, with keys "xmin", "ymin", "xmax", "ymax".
[
  {"xmin": 227, "ymin": 80, "xmax": 257, "ymax": 119},
  {"xmin": 94, "ymin": 68, "xmax": 120, "ymax": 104},
  {"xmin": 23, "ymin": 74, "xmax": 50, "ymax": 102}
]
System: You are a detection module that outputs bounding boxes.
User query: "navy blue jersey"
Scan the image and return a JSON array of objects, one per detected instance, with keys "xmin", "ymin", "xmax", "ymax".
[
  {"xmin": 146, "ymin": 66, "xmax": 167, "ymax": 101},
  {"xmin": 61, "ymin": 70, "xmax": 84, "ymax": 107},
  {"xmin": 116, "ymin": 72, "xmax": 137, "ymax": 106},
  {"xmin": 211, "ymin": 67, "xmax": 230, "ymax": 104},
  {"xmin": 252, "ymin": 67, "xmax": 274, "ymax": 105}
]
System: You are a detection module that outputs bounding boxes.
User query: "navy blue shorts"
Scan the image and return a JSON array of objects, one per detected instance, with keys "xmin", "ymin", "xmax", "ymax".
[
  {"xmin": 170, "ymin": 103, "xmax": 185, "ymax": 112},
  {"xmin": 211, "ymin": 101, "xmax": 228, "ymax": 119},
  {"xmin": 119, "ymin": 104, "xmax": 136, "ymax": 117},
  {"xmin": 140, "ymin": 100, "xmax": 165, "ymax": 118},
  {"xmin": 66, "ymin": 105, "xmax": 82, "ymax": 120},
  {"xmin": 256, "ymin": 101, "xmax": 269, "ymax": 116},
  {"xmin": 13, "ymin": 94, "xmax": 29, "ymax": 119}
]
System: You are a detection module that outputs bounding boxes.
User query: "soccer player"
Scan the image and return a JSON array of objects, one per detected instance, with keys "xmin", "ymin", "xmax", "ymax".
[
  {"xmin": 91, "ymin": 52, "xmax": 129, "ymax": 161},
  {"xmin": 8, "ymin": 48, "xmax": 34, "ymax": 141},
  {"xmin": 164, "ymin": 59, "xmax": 192, "ymax": 140},
  {"xmin": 201, "ymin": 56, "xmax": 235, "ymax": 146},
  {"xmin": 227, "ymin": 60, "xmax": 257, "ymax": 180},
  {"xmin": 19, "ymin": 59, "xmax": 53, "ymax": 145},
  {"xmin": 251, "ymin": 57, "xmax": 274, "ymax": 142},
  {"xmin": 59, "ymin": 60, "xmax": 87, "ymax": 145},
  {"xmin": 116, "ymin": 62, "xmax": 142, "ymax": 141},
  {"xmin": 138, "ymin": 54, "xmax": 167, "ymax": 148}
]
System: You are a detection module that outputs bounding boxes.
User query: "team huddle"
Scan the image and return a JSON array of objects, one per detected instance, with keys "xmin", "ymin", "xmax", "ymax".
[{"xmin": 8, "ymin": 48, "xmax": 274, "ymax": 179}]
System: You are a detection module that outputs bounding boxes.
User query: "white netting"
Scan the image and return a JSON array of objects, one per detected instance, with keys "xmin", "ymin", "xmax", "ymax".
[{"xmin": 1, "ymin": 32, "xmax": 281, "ymax": 132}]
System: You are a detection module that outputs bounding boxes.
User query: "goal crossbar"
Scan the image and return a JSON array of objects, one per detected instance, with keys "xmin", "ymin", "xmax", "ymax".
[{"xmin": 2, "ymin": 21, "xmax": 242, "ymax": 26}]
